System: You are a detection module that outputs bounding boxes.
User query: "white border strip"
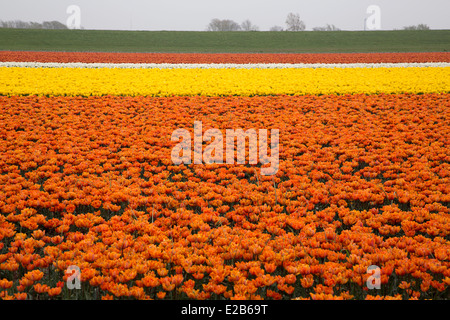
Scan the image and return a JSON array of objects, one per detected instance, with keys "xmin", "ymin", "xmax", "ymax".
[{"xmin": 1, "ymin": 61, "xmax": 449, "ymax": 69}]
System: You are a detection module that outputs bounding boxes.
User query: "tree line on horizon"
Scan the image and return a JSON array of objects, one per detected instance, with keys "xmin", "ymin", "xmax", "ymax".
[
  {"xmin": 0, "ymin": 20, "xmax": 68, "ymax": 29},
  {"xmin": 207, "ymin": 13, "xmax": 309, "ymax": 32},
  {"xmin": 0, "ymin": 15, "xmax": 431, "ymax": 32},
  {"xmin": 206, "ymin": 12, "xmax": 431, "ymax": 32}
]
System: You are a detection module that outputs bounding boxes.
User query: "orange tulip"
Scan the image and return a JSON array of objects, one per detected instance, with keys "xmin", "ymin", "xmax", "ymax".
[
  {"xmin": 0, "ymin": 279, "xmax": 13, "ymax": 289},
  {"xmin": 48, "ymin": 287, "xmax": 62, "ymax": 297}
]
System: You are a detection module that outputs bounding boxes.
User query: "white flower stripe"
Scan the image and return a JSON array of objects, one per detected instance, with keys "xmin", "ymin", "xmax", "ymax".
[{"xmin": 1, "ymin": 62, "xmax": 450, "ymax": 69}]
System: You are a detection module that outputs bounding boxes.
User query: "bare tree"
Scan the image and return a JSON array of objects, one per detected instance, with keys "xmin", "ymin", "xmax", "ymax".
[
  {"xmin": 285, "ymin": 13, "xmax": 305, "ymax": 31},
  {"xmin": 241, "ymin": 19, "xmax": 259, "ymax": 31},
  {"xmin": 0, "ymin": 20, "xmax": 68, "ymax": 29},
  {"xmin": 312, "ymin": 24, "xmax": 341, "ymax": 31},
  {"xmin": 269, "ymin": 25, "xmax": 284, "ymax": 31},
  {"xmin": 43, "ymin": 21, "xmax": 68, "ymax": 29},
  {"xmin": 207, "ymin": 18, "xmax": 241, "ymax": 31},
  {"xmin": 403, "ymin": 24, "xmax": 430, "ymax": 30}
]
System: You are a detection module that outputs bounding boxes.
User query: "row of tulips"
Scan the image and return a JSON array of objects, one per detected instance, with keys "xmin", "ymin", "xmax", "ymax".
[
  {"xmin": 1, "ymin": 93, "xmax": 449, "ymax": 299},
  {"xmin": 1, "ymin": 66, "xmax": 449, "ymax": 97},
  {"xmin": 1, "ymin": 51, "xmax": 449, "ymax": 64},
  {"xmin": 2, "ymin": 62, "xmax": 450, "ymax": 69}
]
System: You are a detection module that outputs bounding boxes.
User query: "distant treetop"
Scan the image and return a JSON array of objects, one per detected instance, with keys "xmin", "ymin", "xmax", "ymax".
[
  {"xmin": 0, "ymin": 20, "xmax": 68, "ymax": 29},
  {"xmin": 402, "ymin": 24, "xmax": 430, "ymax": 30},
  {"xmin": 207, "ymin": 18, "xmax": 259, "ymax": 31},
  {"xmin": 312, "ymin": 24, "xmax": 341, "ymax": 31}
]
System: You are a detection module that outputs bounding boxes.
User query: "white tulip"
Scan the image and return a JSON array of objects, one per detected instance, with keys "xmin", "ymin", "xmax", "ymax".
[{"xmin": 0, "ymin": 61, "xmax": 449, "ymax": 69}]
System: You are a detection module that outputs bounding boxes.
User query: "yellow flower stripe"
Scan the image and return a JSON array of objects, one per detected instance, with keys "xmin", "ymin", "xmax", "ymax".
[{"xmin": 1, "ymin": 67, "xmax": 449, "ymax": 96}]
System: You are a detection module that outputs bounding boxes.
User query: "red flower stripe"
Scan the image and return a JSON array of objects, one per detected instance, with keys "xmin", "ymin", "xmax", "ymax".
[{"xmin": 1, "ymin": 51, "xmax": 449, "ymax": 64}]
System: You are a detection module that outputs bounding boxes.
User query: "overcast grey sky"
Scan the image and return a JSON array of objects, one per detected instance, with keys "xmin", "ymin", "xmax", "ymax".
[{"xmin": 1, "ymin": 0, "xmax": 449, "ymax": 31}]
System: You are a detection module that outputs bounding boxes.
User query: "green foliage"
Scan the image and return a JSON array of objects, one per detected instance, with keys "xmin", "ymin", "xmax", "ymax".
[{"xmin": 0, "ymin": 28, "xmax": 448, "ymax": 53}]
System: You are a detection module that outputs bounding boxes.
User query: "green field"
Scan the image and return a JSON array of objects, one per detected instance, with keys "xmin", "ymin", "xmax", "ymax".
[{"xmin": 0, "ymin": 28, "xmax": 449, "ymax": 53}]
